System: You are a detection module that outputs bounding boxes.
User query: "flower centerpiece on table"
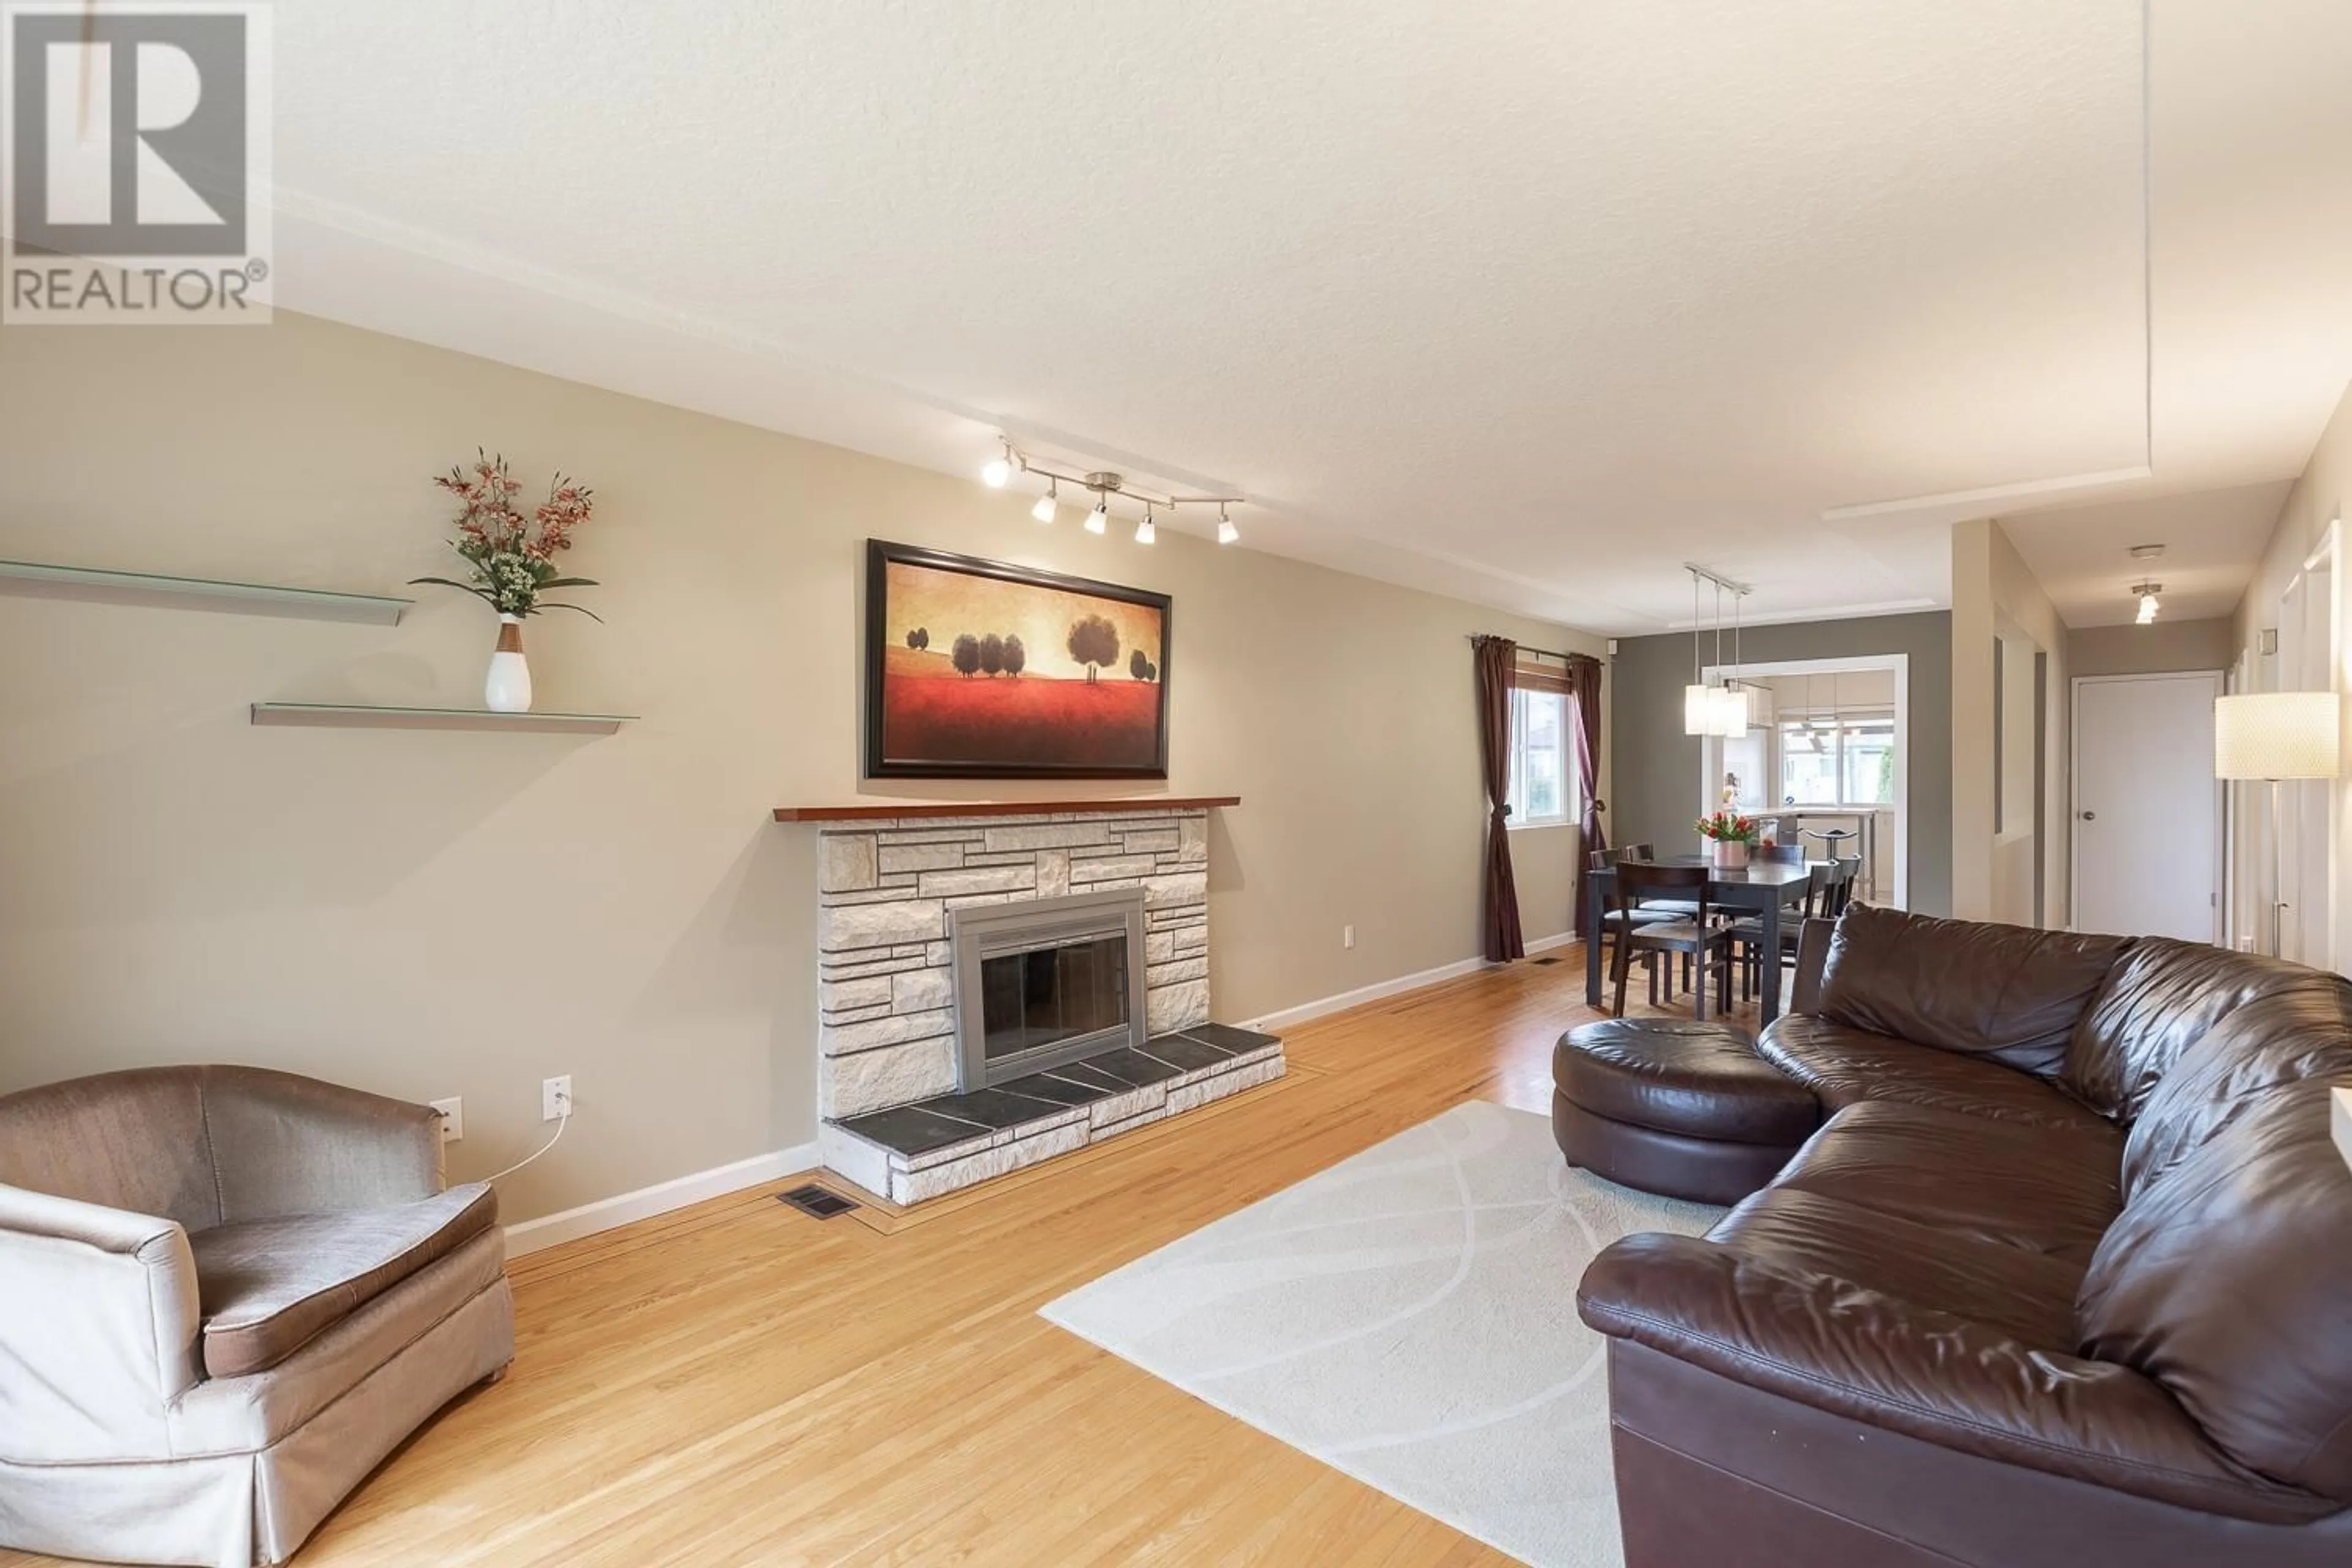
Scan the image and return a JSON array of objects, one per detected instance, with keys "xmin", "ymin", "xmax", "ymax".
[
  {"xmin": 1695, "ymin": 810, "xmax": 1760, "ymax": 870},
  {"xmin": 410, "ymin": 450, "xmax": 598, "ymax": 713}
]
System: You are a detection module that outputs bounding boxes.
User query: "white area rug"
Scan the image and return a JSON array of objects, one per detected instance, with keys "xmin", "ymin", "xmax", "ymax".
[{"xmin": 1039, "ymin": 1100, "xmax": 1723, "ymax": 1567}]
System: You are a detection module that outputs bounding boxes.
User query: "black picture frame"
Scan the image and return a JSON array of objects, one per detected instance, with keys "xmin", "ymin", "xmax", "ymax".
[{"xmin": 862, "ymin": 539, "xmax": 1173, "ymax": 780}]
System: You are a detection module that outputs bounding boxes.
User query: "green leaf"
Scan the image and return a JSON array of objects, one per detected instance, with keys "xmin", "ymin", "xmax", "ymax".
[
  {"xmin": 532, "ymin": 602, "xmax": 606, "ymax": 622},
  {"xmin": 534, "ymin": 576, "xmax": 600, "ymax": 590},
  {"xmin": 409, "ymin": 576, "xmax": 496, "ymax": 601}
]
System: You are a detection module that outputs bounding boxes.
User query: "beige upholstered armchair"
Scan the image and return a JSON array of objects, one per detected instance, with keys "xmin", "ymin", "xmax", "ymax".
[{"xmin": 0, "ymin": 1066, "xmax": 514, "ymax": 1567}]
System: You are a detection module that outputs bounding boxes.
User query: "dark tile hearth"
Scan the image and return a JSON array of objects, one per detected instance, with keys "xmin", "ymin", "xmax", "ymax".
[
  {"xmin": 917, "ymin": 1085, "xmax": 1072, "ymax": 1130},
  {"xmin": 1072, "ymin": 1047, "xmax": 1188, "ymax": 1089},
  {"xmin": 995, "ymin": 1071, "xmax": 1114, "ymax": 1107},
  {"xmin": 833, "ymin": 1103, "xmax": 998, "ymax": 1158},
  {"xmin": 1136, "ymin": 1033, "xmax": 1232, "ymax": 1073},
  {"xmin": 831, "ymin": 1023, "xmax": 1283, "ymax": 1158},
  {"xmin": 1176, "ymin": 1022, "xmax": 1282, "ymax": 1055}
]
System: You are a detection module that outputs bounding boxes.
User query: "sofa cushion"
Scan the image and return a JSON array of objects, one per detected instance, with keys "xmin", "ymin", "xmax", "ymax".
[
  {"xmin": 2119, "ymin": 974, "xmax": 2352, "ymax": 1201},
  {"xmin": 1769, "ymin": 1101, "xmax": 2122, "ymax": 1268},
  {"xmin": 2077, "ymin": 1084, "xmax": 2352, "ymax": 1501},
  {"xmin": 1817, "ymin": 904, "xmax": 2133, "ymax": 1077},
  {"xmin": 2062, "ymin": 940, "xmax": 2334, "ymax": 1125},
  {"xmin": 1553, "ymin": 1019, "xmax": 1820, "ymax": 1145},
  {"xmin": 1759, "ymin": 1014, "xmax": 2113, "ymax": 1135},
  {"xmin": 190, "ymin": 1183, "xmax": 497, "ymax": 1378},
  {"xmin": 1705, "ymin": 1186, "xmax": 2086, "ymax": 1349}
]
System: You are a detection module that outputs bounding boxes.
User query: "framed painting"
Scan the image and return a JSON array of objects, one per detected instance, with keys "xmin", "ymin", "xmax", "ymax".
[{"xmin": 863, "ymin": 540, "xmax": 1172, "ymax": 779}]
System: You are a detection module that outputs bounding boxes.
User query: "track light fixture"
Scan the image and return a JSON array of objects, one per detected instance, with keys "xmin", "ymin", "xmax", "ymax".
[
  {"xmin": 978, "ymin": 435, "xmax": 1245, "ymax": 546},
  {"xmin": 2132, "ymin": 581, "xmax": 2162, "ymax": 624},
  {"xmin": 981, "ymin": 440, "xmax": 1014, "ymax": 489}
]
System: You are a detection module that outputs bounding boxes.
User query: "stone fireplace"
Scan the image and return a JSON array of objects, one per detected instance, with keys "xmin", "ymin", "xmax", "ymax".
[{"xmin": 793, "ymin": 801, "xmax": 1284, "ymax": 1204}]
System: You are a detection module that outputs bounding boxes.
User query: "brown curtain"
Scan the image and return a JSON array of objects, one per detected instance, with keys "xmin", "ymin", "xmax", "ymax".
[
  {"xmin": 1474, "ymin": 635, "xmax": 1525, "ymax": 962},
  {"xmin": 1564, "ymin": 652, "xmax": 1607, "ymax": 916}
]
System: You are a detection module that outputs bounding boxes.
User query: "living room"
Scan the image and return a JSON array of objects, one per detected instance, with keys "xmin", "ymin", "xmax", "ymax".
[{"xmin": 3, "ymin": 5, "xmax": 2351, "ymax": 1567}]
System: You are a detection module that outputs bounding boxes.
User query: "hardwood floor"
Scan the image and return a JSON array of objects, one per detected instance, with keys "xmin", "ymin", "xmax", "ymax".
[{"xmin": 7, "ymin": 946, "xmax": 1762, "ymax": 1567}]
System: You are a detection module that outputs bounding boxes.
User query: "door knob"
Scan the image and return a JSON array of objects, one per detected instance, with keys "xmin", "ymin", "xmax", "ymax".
[{"xmin": 2081, "ymin": 811, "xmax": 2095, "ymax": 821}]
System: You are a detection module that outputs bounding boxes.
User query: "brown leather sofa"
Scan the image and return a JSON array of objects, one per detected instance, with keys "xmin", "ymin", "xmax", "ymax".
[{"xmin": 1577, "ymin": 903, "xmax": 2352, "ymax": 1568}]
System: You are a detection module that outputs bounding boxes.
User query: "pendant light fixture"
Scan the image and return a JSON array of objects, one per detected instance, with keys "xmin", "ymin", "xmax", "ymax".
[
  {"xmin": 1683, "ymin": 571, "xmax": 1712, "ymax": 736},
  {"xmin": 1714, "ymin": 584, "xmax": 1750, "ymax": 737}
]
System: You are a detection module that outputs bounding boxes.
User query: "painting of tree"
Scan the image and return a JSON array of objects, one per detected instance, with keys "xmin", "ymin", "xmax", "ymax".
[
  {"xmin": 867, "ymin": 541, "xmax": 1171, "ymax": 778},
  {"xmin": 1067, "ymin": 614, "xmax": 1121, "ymax": 682}
]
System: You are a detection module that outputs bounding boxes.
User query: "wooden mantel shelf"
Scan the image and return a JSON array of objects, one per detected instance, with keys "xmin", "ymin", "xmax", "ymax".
[{"xmin": 774, "ymin": 796, "xmax": 1239, "ymax": 823}]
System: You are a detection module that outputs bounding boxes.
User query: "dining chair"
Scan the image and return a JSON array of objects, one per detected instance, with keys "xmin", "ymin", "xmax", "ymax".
[
  {"xmin": 1610, "ymin": 862, "xmax": 1734, "ymax": 1020},
  {"xmin": 1732, "ymin": 861, "xmax": 1834, "ymax": 1000},
  {"xmin": 1589, "ymin": 849, "xmax": 1670, "ymax": 973},
  {"xmin": 1824, "ymin": 857, "xmax": 1861, "ymax": 917}
]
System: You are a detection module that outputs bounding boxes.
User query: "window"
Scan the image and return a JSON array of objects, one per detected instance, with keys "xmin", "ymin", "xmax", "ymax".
[
  {"xmin": 1779, "ymin": 713, "xmax": 1893, "ymax": 809},
  {"xmin": 1509, "ymin": 687, "xmax": 1572, "ymax": 827}
]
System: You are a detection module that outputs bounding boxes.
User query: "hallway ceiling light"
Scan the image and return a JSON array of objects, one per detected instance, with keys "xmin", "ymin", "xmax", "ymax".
[
  {"xmin": 978, "ymin": 436, "xmax": 1245, "ymax": 547},
  {"xmin": 2132, "ymin": 581, "xmax": 2161, "ymax": 624}
]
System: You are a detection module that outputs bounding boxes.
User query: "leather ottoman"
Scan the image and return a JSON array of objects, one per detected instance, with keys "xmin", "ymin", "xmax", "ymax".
[{"xmin": 1553, "ymin": 1018, "xmax": 1819, "ymax": 1203}]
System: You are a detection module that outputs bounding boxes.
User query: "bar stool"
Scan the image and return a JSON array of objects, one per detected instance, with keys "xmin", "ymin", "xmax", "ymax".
[{"xmin": 1804, "ymin": 825, "xmax": 1858, "ymax": 869}]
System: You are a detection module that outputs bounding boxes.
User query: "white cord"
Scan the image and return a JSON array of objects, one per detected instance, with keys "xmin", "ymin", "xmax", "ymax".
[{"xmin": 486, "ymin": 1104, "xmax": 569, "ymax": 1182}]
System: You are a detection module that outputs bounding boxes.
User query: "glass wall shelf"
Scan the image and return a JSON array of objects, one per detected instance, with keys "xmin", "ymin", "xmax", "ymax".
[
  {"xmin": 0, "ymin": 559, "xmax": 410, "ymax": 624},
  {"xmin": 250, "ymin": 704, "xmax": 631, "ymax": 735}
]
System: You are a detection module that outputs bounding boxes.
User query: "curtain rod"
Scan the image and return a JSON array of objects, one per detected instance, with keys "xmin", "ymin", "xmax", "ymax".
[{"xmin": 1466, "ymin": 635, "xmax": 1581, "ymax": 662}]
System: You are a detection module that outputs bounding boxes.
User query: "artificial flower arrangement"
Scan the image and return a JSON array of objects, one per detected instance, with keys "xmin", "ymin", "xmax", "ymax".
[
  {"xmin": 412, "ymin": 450, "xmax": 600, "ymax": 620},
  {"xmin": 1695, "ymin": 810, "xmax": 1761, "ymax": 844},
  {"xmin": 410, "ymin": 450, "xmax": 599, "ymax": 713}
]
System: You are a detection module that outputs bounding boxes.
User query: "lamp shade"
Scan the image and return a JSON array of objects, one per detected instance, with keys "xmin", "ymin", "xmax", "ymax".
[
  {"xmin": 1684, "ymin": 684, "xmax": 1713, "ymax": 736},
  {"xmin": 2215, "ymin": 691, "xmax": 2341, "ymax": 780},
  {"xmin": 1711, "ymin": 685, "xmax": 1751, "ymax": 737}
]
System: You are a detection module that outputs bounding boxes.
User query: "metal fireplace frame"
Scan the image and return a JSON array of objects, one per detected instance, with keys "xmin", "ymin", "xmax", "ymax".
[{"xmin": 947, "ymin": 888, "xmax": 1150, "ymax": 1090}]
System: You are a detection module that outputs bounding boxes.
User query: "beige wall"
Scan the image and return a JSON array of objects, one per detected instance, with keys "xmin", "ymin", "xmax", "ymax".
[
  {"xmin": 0, "ymin": 313, "xmax": 1602, "ymax": 1222},
  {"xmin": 2230, "ymin": 377, "xmax": 2352, "ymax": 969},
  {"xmin": 2066, "ymin": 617, "xmax": 2233, "ymax": 679},
  {"xmin": 1951, "ymin": 518, "xmax": 2070, "ymax": 926}
]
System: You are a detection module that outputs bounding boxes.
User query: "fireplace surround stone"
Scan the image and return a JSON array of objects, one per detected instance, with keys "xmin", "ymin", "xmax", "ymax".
[{"xmin": 807, "ymin": 804, "xmax": 1284, "ymax": 1202}]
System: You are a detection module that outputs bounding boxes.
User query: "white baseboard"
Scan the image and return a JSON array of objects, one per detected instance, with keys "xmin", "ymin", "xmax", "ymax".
[
  {"xmin": 503, "ymin": 1140, "xmax": 823, "ymax": 1258},
  {"xmin": 1241, "ymin": 930, "xmax": 1579, "ymax": 1033}
]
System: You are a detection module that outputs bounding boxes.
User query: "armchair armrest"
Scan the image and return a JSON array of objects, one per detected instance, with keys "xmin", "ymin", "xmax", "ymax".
[
  {"xmin": 1576, "ymin": 1233, "xmax": 2332, "ymax": 1525},
  {"xmin": 203, "ymin": 1067, "xmax": 443, "ymax": 1222},
  {"xmin": 0, "ymin": 1183, "xmax": 200, "ymax": 1463}
]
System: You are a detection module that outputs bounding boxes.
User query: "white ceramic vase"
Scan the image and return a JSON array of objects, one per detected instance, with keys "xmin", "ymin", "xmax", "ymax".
[{"xmin": 484, "ymin": 614, "xmax": 533, "ymax": 714}]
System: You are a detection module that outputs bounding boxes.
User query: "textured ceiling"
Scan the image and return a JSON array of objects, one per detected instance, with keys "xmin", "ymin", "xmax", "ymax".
[
  {"xmin": 262, "ymin": 1, "xmax": 2352, "ymax": 633},
  {"xmin": 2000, "ymin": 481, "xmax": 2291, "ymax": 628}
]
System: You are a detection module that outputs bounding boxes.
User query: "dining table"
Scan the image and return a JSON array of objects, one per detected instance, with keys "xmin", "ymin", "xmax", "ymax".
[{"xmin": 1584, "ymin": 855, "xmax": 1822, "ymax": 1025}]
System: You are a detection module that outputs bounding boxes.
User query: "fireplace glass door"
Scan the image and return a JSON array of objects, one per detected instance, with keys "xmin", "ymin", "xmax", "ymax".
[{"xmin": 978, "ymin": 933, "xmax": 1131, "ymax": 1066}]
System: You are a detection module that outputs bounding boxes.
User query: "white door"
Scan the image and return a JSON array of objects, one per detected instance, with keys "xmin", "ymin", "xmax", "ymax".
[{"xmin": 2073, "ymin": 673, "xmax": 2222, "ymax": 941}]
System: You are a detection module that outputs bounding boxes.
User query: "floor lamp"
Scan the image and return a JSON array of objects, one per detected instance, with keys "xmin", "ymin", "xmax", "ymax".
[{"xmin": 2214, "ymin": 691, "xmax": 2341, "ymax": 957}]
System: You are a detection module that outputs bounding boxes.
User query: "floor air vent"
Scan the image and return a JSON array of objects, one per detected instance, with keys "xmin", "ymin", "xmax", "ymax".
[{"xmin": 778, "ymin": 1183, "xmax": 858, "ymax": 1219}]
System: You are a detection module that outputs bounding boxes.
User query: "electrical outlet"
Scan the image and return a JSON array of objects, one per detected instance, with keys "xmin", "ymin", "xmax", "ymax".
[
  {"xmin": 1343, "ymin": 924, "xmax": 1355, "ymax": 949},
  {"xmin": 543, "ymin": 1075, "xmax": 573, "ymax": 1123},
  {"xmin": 429, "ymin": 1097, "xmax": 463, "ymax": 1142}
]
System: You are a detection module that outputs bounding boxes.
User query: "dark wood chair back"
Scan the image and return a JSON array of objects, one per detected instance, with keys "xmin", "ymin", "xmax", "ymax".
[
  {"xmin": 1822, "ymin": 858, "xmax": 1860, "ymax": 917},
  {"xmin": 1624, "ymin": 842, "xmax": 1656, "ymax": 861},
  {"xmin": 1614, "ymin": 861, "xmax": 1709, "ymax": 926}
]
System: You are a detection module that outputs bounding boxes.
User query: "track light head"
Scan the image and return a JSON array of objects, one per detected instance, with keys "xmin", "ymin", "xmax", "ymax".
[
  {"xmin": 1031, "ymin": 478, "xmax": 1057, "ymax": 524},
  {"xmin": 981, "ymin": 450, "xmax": 1012, "ymax": 488},
  {"xmin": 1135, "ymin": 508, "xmax": 1156, "ymax": 545},
  {"xmin": 1085, "ymin": 499, "xmax": 1109, "ymax": 535},
  {"xmin": 2133, "ymin": 581, "xmax": 2162, "ymax": 624},
  {"xmin": 1216, "ymin": 503, "xmax": 1238, "ymax": 545}
]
